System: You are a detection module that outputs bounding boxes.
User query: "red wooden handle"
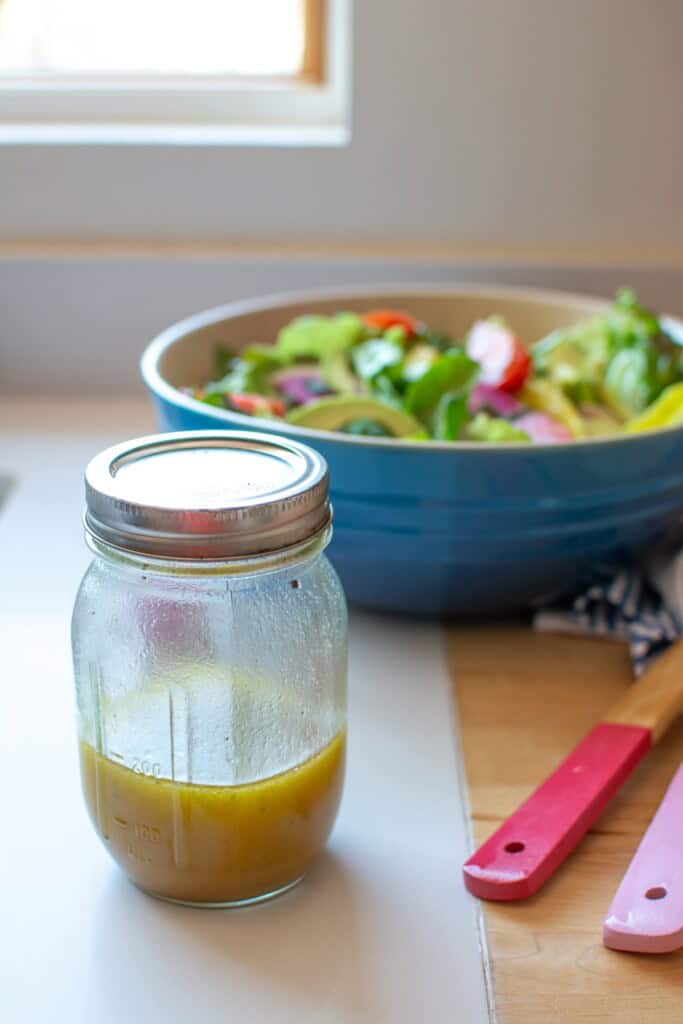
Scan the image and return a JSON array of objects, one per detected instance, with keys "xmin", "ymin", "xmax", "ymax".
[{"xmin": 463, "ymin": 722, "xmax": 652, "ymax": 901}]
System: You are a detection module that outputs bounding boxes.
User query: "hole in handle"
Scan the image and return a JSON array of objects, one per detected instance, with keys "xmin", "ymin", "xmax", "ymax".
[
  {"xmin": 645, "ymin": 886, "xmax": 667, "ymax": 900},
  {"xmin": 504, "ymin": 841, "xmax": 525, "ymax": 854}
]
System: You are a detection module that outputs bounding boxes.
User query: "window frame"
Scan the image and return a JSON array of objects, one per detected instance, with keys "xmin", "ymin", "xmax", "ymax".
[{"xmin": 0, "ymin": 0, "xmax": 348, "ymax": 145}]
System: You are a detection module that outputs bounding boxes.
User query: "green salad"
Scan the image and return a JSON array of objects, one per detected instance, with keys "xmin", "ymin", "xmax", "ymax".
[{"xmin": 184, "ymin": 290, "xmax": 683, "ymax": 444}]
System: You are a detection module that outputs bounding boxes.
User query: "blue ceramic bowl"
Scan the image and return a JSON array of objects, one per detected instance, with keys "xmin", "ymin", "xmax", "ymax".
[{"xmin": 141, "ymin": 284, "xmax": 683, "ymax": 616}]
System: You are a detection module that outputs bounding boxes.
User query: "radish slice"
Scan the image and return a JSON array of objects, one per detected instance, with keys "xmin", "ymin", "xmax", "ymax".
[
  {"xmin": 467, "ymin": 320, "xmax": 531, "ymax": 392},
  {"xmin": 468, "ymin": 384, "xmax": 525, "ymax": 418},
  {"xmin": 513, "ymin": 412, "xmax": 573, "ymax": 443}
]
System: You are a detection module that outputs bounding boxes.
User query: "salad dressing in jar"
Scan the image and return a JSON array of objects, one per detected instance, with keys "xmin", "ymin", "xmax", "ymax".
[{"xmin": 72, "ymin": 431, "xmax": 347, "ymax": 906}]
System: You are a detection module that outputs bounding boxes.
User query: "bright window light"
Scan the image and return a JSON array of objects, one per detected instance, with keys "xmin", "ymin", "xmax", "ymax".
[{"xmin": 0, "ymin": 0, "xmax": 305, "ymax": 78}]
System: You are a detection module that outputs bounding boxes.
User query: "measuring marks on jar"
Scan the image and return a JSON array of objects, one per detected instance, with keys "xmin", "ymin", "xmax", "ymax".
[
  {"xmin": 168, "ymin": 688, "xmax": 191, "ymax": 871},
  {"xmin": 126, "ymin": 821, "xmax": 163, "ymax": 866},
  {"xmin": 109, "ymin": 750, "xmax": 165, "ymax": 866},
  {"xmin": 81, "ymin": 742, "xmax": 169, "ymax": 870},
  {"xmin": 111, "ymin": 798, "xmax": 164, "ymax": 868},
  {"xmin": 111, "ymin": 817, "xmax": 161, "ymax": 867},
  {"xmin": 109, "ymin": 750, "xmax": 161, "ymax": 778}
]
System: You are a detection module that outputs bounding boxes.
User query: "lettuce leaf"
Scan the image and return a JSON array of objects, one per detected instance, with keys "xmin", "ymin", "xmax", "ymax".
[
  {"xmin": 405, "ymin": 349, "xmax": 478, "ymax": 420},
  {"xmin": 205, "ymin": 347, "xmax": 281, "ymax": 397},
  {"xmin": 466, "ymin": 413, "xmax": 530, "ymax": 443},
  {"xmin": 532, "ymin": 289, "xmax": 683, "ymax": 417},
  {"xmin": 351, "ymin": 338, "xmax": 404, "ymax": 381},
  {"xmin": 432, "ymin": 392, "xmax": 469, "ymax": 441},
  {"xmin": 276, "ymin": 313, "xmax": 367, "ymax": 362}
]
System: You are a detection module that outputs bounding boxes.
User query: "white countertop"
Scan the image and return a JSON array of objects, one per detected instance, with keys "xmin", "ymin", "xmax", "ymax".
[{"xmin": 0, "ymin": 399, "xmax": 491, "ymax": 1024}]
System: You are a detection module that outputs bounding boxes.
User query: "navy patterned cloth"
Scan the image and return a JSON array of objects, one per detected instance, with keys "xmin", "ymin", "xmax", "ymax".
[{"xmin": 534, "ymin": 568, "xmax": 682, "ymax": 677}]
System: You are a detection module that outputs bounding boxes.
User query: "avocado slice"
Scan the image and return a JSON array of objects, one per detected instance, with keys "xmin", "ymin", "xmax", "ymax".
[
  {"xmin": 322, "ymin": 350, "xmax": 366, "ymax": 395},
  {"xmin": 286, "ymin": 396, "xmax": 423, "ymax": 437}
]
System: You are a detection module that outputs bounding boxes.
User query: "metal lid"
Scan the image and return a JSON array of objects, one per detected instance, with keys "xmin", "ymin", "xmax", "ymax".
[{"xmin": 84, "ymin": 431, "xmax": 331, "ymax": 560}]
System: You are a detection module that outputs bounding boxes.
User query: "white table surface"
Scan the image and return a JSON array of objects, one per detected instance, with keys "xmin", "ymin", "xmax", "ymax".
[{"xmin": 0, "ymin": 398, "xmax": 491, "ymax": 1024}]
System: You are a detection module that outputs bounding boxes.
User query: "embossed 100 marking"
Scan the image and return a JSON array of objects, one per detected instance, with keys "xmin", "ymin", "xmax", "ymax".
[
  {"xmin": 134, "ymin": 822, "xmax": 161, "ymax": 842},
  {"xmin": 131, "ymin": 757, "xmax": 161, "ymax": 778}
]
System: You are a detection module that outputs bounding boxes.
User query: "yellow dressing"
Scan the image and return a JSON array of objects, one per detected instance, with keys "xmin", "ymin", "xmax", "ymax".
[{"xmin": 79, "ymin": 731, "xmax": 345, "ymax": 905}]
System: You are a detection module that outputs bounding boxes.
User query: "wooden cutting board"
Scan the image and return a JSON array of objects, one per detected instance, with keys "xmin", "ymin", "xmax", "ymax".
[{"xmin": 447, "ymin": 624, "xmax": 683, "ymax": 1023}]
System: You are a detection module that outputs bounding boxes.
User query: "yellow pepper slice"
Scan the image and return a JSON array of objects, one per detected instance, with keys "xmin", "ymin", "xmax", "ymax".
[
  {"xmin": 520, "ymin": 379, "xmax": 585, "ymax": 438},
  {"xmin": 626, "ymin": 382, "xmax": 683, "ymax": 433}
]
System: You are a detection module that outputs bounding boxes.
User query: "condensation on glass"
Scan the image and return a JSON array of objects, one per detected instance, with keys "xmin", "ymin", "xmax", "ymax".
[{"xmin": 71, "ymin": 430, "xmax": 347, "ymax": 907}]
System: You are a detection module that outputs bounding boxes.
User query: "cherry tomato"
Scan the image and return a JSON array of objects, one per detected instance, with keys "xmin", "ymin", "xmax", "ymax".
[
  {"xmin": 228, "ymin": 393, "xmax": 286, "ymax": 417},
  {"xmin": 466, "ymin": 320, "xmax": 531, "ymax": 393},
  {"xmin": 362, "ymin": 309, "xmax": 419, "ymax": 337}
]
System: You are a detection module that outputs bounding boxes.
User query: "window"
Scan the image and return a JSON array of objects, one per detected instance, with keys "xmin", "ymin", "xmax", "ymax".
[
  {"xmin": 0, "ymin": 0, "xmax": 319, "ymax": 79},
  {"xmin": 0, "ymin": 0, "xmax": 347, "ymax": 143}
]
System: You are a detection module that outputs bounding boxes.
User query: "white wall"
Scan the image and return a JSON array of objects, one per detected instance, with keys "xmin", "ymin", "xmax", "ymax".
[
  {"xmin": 1, "ymin": 0, "xmax": 682, "ymax": 253},
  {"xmin": 1, "ymin": 1, "xmax": 682, "ymax": 393},
  {"xmin": 2, "ymin": 252, "xmax": 681, "ymax": 394}
]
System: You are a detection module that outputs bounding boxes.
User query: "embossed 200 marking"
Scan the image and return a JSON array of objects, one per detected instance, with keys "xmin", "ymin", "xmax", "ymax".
[{"xmin": 130, "ymin": 758, "xmax": 161, "ymax": 778}]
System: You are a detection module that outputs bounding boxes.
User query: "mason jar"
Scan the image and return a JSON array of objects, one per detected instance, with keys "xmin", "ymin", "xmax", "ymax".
[{"xmin": 71, "ymin": 431, "xmax": 347, "ymax": 907}]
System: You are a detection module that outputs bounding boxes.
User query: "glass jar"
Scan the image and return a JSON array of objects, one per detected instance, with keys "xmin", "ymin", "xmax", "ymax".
[{"xmin": 71, "ymin": 431, "xmax": 347, "ymax": 907}]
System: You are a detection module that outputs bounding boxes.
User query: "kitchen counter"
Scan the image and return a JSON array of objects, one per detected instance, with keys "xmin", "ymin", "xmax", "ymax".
[
  {"xmin": 0, "ymin": 398, "xmax": 491, "ymax": 1024},
  {"xmin": 450, "ymin": 626, "xmax": 683, "ymax": 1022}
]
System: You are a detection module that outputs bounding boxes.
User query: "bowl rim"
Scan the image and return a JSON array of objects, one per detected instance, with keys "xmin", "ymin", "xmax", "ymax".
[{"xmin": 140, "ymin": 281, "xmax": 683, "ymax": 453}]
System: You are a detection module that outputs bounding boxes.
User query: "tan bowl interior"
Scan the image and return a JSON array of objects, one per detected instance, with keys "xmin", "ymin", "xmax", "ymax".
[{"xmin": 156, "ymin": 286, "xmax": 611, "ymax": 389}]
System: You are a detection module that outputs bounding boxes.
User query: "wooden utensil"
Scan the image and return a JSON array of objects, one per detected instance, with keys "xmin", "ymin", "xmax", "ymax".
[
  {"xmin": 603, "ymin": 764, "xmax": 683, "ymax": 953},
  {"xmin": 463, "ymin": 638, "xmax": 683, "ymax": 901}
]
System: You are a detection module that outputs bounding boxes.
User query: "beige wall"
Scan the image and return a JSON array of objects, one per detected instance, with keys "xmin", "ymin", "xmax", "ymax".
[
  {"xmin": 1, "ymin": 253, "xmax": 681, "ymax": 394},
  {"xmin": 2, "ymin": 1, "xmax": 682, "ymax": 393},
  {"xmin": 0, "ymin": 0, "xmax": 682, "ymax": 258}
]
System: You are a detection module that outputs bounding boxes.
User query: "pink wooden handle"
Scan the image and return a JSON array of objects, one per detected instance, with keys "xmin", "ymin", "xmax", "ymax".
[
  {"xmin": 463, "ymin": 722, "xmax": 652, "ymax": 901},
  {"xmin": 603, "ymin": 764, "xmax": 683, "ymax": 953}
]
